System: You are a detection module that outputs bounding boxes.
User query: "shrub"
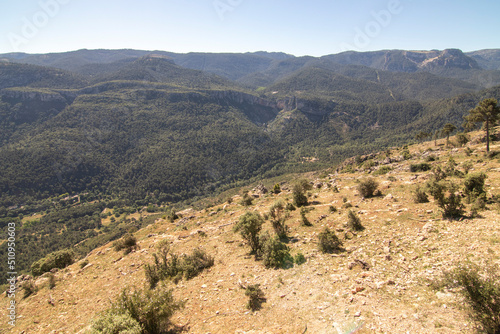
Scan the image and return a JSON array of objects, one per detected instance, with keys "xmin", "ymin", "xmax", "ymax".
[
  {"xmin": 89, "ymin": 311, "xmax": 142, "ymax": 334},
  {"xmin": 410, "ymin": 163, "xmax": 431, "ymax": 173},
  {"xmin": 432, "ymin": 263, "xmax": 500, "ymax": 334},
  {"xmin": 425, "ymin": 155, "xmax": 437, "ymax": 162},
  {"xmin": 234, "ymin": 212, "xmax": 264, "ymax": 255},
  {"xmin": 268, "ymin": 200, "xmax": 289, "ymax": 239},
  {"xmin": 373, "ymin": 166, "xmax": 392, "ymax": 175},
  {"xmin": 285, "ymin": 202, "xmax": 296, "ymax": 211},
  {"xmin": 111, "ymin": 284, "xmax": 184, "ymax": 334},
  {"xmin": 431, "ymin": 166, "xmax": 447, "ymax": 181},
  {"xmin": 166, "ymin": 209, "xmax": 179, "ymax": 223},
  {"xmin": 294, "ymin": 252, "xmax": 306, "ymax": 265},
  {"xmin": 31, "ymin": 249, "xmax": 74, "ymax": 277},
  {"xmin": 144, "ymin": 241, "xmax": 213, "ymax": 288},
  {"xmin": 245, "ymin": 284, "xmax": 266, "ymax": 311},
  {"xmin": 48, "ymin": 273, "xmax": 56, "ymax": 289},
  {"xmin": 357, "ymin": 178, "xmax": 379, "ymax": 198},
  {"xmin": 329, "ymin": 205, "xmax": 337, "ymax": 213},
  {"xmin": 299, "ymin": 207, "xmax": 312, "ymax": 226},
  {"xmin": 292, "ymin": 184, "xmax": 308, "ymax": 207},
  {"xmin": 401, "ymin": 149, "xmax": 411, "ymax": 160},
  {"xmin": 465, "ymin": 147, "xmax": 473, "ymax": 156},
  {"xmin": 455, "ymin": 132, "xmax": 470, "ymax": 147},
  {"xmin": 181, "ymin": 248, "xmax": 215, "ymax": 280},
  {"xmin": 332, "ymin": 185, "xmax": 340, "ymax": 193},
  {"xmin": 413, "ymin": 186, "xmax": 429, "ymax": 203},
  {"xmin": 272, "ymin": 183, "xmax": 281, "ymax": 194},
  {"xmin": 318, "ymin": 228, "xmax": 343, "ymax": 254},
  {"xmin": 113, "ymin": 233, "xmax": 138, "ymax": 255},
  {"xmin": 464, "ymin": 172, "xmax": 487, "ymax": 203},
  {"xmin": 347, "ymin": 210, "xmax": 364, "ymax": 231},
  {"xmin": 239, "ymin": 192, "xmax": 253, "ymax": 206},
  {"xmin": 427, "ymin": 180, "xmax": 464, "ymax": 218},
  {"xmin": 260, "ymin": 234, "xmax": 293, "ymax": 269},
  {"xmin": 22, "ymin": 279, "xmax": 38, "ymax": 299}
]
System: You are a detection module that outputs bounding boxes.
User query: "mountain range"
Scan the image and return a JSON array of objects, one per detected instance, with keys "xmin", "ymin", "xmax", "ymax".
[{"xmin": 1, "ymin": 48, "xmax": 500, "ymax": 208}]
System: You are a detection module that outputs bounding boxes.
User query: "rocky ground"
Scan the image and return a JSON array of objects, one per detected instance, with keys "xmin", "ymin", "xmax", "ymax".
[{"xmin": 2, "ymin": 134, "xmax": 499, "ymax": 334}]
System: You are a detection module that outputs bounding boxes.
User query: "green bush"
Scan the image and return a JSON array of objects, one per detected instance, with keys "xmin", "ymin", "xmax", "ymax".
[
  {"xmin": 432, "ymin": 263, "xmax": 500, "ymax": 334},
  {"xmin": 292, "ymin": 184, "xmax": 308, "ymax": 207},
  {"xmin": 113, "ymin": 233, "xmax": 138, "ymax": 255},
  {"xmin": 245, "ymin": 284, "xmax": 266, "ymax": 311},
  {"xmin": 347, "ymin": 210, "xmax": 364, "ymax": 231},
  {"xmin": 294, "ymin": 252, "xmax": 306, "ymax": 265},
  {"xmin": 300, "ymin": 207, "xmax": 312, "ymax": 226},
  {"xmin": 427, "ymin": 180, "xmax": 464, "ymax": 218},
  {"xmin": 89, "ymin": 311, "xmax": 142, "ymax": 334},
  {"xmin": 318, "ymin": 228, "xmax": 343, "ymax": 254},
  {"xmin": 239, "ymin": 192, "xmax": 253, "ymax": 206},
  {"xmin": 144, "ymin": 241, "xmax": 214, "ymax": 289},
  {"xmin": 410, "ymin": 163, "xmax": 431, "ymax": 173},
  {"xmin": 373, "ymin": 166, "xmax": 392, "ymax": 175},
  {"xmin": 260, "ymin": 233, "xmax": 293, "ymax": 269},
  {"xmin": 272, "ymin": 183, "xmax": 281, "ymax": 194},
  {"xmin": 268, "ymin": 200, "xmax": 289, "ymax": 239},
  {"xmin": 357, "ymin": 178, "xmax": 379, "ymax": 198},
  {"xmin": 111, "ymin": 284, "xmax": 184, "ymax": 334},
  {"xmin": 31, "ymin": 249, "xmax": 74, "ymax": 277},
  {"xmin": 233, "ymin": 212, "xmax": 264, "ymax": 255},
  {"xmin": 413, "ymin": 186, "xmax": 429, "ymax": 203},
  {"xmin": 464, "ymin": 172, "xmax": 487, "ymax": 203}
]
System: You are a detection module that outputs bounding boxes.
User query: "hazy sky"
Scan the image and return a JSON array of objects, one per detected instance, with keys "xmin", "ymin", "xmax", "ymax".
[{"xmin": 1, "ymin": 0, "xmax": 499, "ymax": 56}]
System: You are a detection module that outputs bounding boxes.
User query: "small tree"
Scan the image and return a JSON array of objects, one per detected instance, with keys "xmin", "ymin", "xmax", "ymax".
[
  {"xmin": 260, "ymin": 234, "xmax": 293, "ymax": 269},
  {"xmin": 455, "ymin": 132, "xmax": 470, "ymax": 147},
  {"xmin": 441, "ymin": 123, "xmax": 457, "ymax": 147},
  {"xmin": 464, "ymin": 98, "xmax": 500, "ymax": 152},
  {"xmin": 90, "ymin": 312, "xmax": 142, "ymax": 334},
  {"xmin": 415, "ymin": 131, "xmax": 431, "ymax": 143},
  {"xmin": 234, "ymin": 212, "xmax": 264, "ymax": 255}
]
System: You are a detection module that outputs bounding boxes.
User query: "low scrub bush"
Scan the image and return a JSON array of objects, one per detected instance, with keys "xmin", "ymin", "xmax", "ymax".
[
  {"xmin": 427, "ymin": 180, "xmax": 464, "ymax": 218},
  {"xmin": 145, "ymin": 241, "xmax": 214, "ymax": 288},
  {"xmin": 300, "ymin": 207, "xmax": 312, "ymax": 226},
  {"xmin": 111, "ymin": 284, "xmax": 184, "ymax": 334},
  {"xmin": 89, "ymin": 311, "xmax": 142, "ymax": 334},
  {"xmin": 318, "ymin": 228, "xmax": 343, "ymax": 254},
  {"xmin": 432, "ymin": 263, "xmax": 500, "ymax": 334},
  {"xmin": 410, "ymin": 163, "xmax": 431, "ymax": 173},
  {"xmin": 22, "ymin": 279, "xmax": 38, "ymax": 299},
  {"xmin": 347, "ymin": 210, "xmax": 364, "ymax": 231},
  {"xmin": 268, "ymin": 200, "xmax": 289, "ymax": 239},
  {"xmin": 373, "ymin": 166, "xmax": 392, "ymax": 175},
  {"xmin": 113, "ymin": 233, "xmax": 138, "ymax": 255},
  {"xmin": 357, "ymin": 178, "xmax": 379, "ymax": 198},
  {"xmin": 245, "ymin": 284, "xmax": 266, "ymax": 311},
  {"xmin": 239, "ymin": 192, "xmax": 253, "ymax": 206},
  {"xmin": 464, "ymin": 172, "xmax": 487, "ymax": 203},
  {"xmin": 413, "ymin": 186, "xmax": 429, "ymax": 203},
  {"xmin": 260, "ymin": 234, "xmax": 293, "ymax": 269},
  {"xmin": 31, "ymin": 249, "xmax": 74, "ymax": 277},
  {"xmin": 292, "ymin": 184, "xmax": 308, "ymax": 207}
]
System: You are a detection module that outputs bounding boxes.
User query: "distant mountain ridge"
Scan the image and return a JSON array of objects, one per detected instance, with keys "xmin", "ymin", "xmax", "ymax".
[
  {"xmin": 2, "ymin": 48, "xmax": 500, "ymax": 87},
  {"xmin": 1, "ymin": 47, "xmax": 500, "ymax": 207}
]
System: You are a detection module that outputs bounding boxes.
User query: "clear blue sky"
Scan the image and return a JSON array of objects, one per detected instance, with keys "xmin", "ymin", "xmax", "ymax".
[{"xmin": 1, "ymin": 0, "xmax": 499, "ymax": 56}]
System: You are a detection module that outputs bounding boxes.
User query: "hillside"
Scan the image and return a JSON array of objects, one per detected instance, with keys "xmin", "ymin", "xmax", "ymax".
[{"xmin": 2, "ymin": 131, "xmax": 499, "ymax": 333}]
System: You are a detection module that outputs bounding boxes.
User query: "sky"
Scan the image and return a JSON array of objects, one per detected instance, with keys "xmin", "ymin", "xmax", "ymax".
[{"xmin": 0, "ymin": 0, "xmax": 499, "ymax": 56}]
